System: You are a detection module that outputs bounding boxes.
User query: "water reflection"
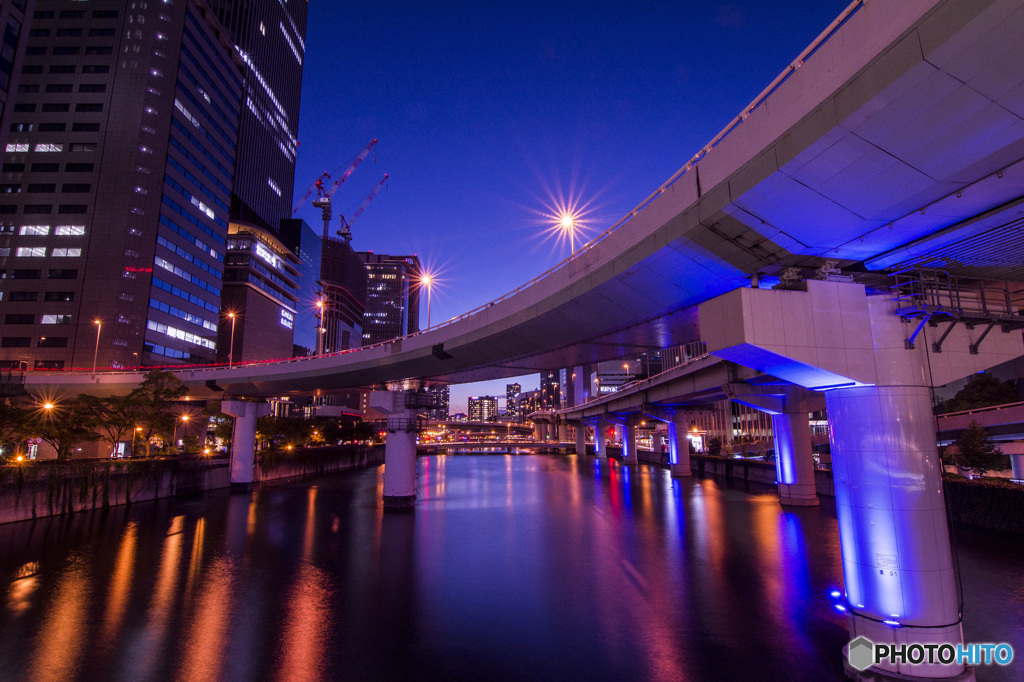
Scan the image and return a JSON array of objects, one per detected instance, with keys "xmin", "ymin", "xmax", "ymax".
[
  {"xmin": 27, "ymin": 561, "xmax": 90, "ymax": 682},
  {"xmin": 0, "ymin": 456, "xmax": 1019, "ymax": 682}
]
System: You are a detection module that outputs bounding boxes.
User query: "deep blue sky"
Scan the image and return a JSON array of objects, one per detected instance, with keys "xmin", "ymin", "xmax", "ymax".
[{"xmin": 293, "ymin": 0, "xmax": 851, "ymax": 413}]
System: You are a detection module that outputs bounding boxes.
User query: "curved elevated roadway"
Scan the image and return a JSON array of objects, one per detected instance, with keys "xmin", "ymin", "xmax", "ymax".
[{"xmin": 23, "ymin": 0, "xmax": 1024, "ymax": 399}]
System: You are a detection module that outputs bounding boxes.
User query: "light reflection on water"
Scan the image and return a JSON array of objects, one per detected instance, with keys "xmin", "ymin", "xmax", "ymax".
[{"xmin": 0, "ymin": 455, "xmax": 1021, "ymax": 682}]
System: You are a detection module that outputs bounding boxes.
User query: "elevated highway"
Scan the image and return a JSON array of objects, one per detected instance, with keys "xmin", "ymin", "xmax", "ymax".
[{"xmin": 17, "ymin": 0, "xmax": 1024, "ymax": 400}]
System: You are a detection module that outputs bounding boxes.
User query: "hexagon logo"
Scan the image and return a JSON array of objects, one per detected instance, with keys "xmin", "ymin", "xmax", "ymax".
[{"xmin": 848, "ymin": 636, "xmax": 875, "ymax": 671}]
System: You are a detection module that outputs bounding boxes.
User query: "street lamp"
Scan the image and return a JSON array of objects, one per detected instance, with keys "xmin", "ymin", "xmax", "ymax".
[
  {"xmin": 131, "ymin": 426, "xmax": 141, "ymax": 459},
  {"xmin": 316, "ymin": 298, "xmax": 325, "ymax": 355},
  {"xmin": 558, "ymin": 213, "xmax": 577, "ymax": 258},
  {"xmin": 174, "ymin": 414, "xmax": 190, "ymax": 451},
  {"xmin": 420, "ymin": 273, "xmax": 433, "ymax": 329},
  {"xmin": 227, "ymin": 312, "xmax": 237, "ymax": 368},
  {"xmin": 92, "ymin": 319, "xmax": 102, "ymax": 375}
]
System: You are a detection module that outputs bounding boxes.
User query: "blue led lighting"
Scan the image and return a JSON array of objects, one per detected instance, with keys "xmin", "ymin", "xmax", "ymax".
[
  {"xmin": 883, "ymin": 620, "xmax": 901, "ymax": 627},
  {"xmin": 830, "ymin": 591, "xmax": 841, "ymax": 598},
  {"xmin": 834, "ymin": 604, "xmax": 846, "ymax": 612}
]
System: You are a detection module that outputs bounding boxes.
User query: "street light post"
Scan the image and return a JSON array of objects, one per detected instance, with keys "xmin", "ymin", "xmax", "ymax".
[
  {"xmin": 131, "ymin": 427, "xmax": 141, "ymax": 459},
  {"xmin": 92, "ymin": 319, "xmax": 102, "ymax": 375},
  {"xmin": 228, "ymin": 313, "xmax": 237, "ymax": 368},
  {"xmin": 559, "ymin": 214, "xmax": 576, "ymax": 259},
  {"xmin": 174, "ymin": 415, "xmax": 190, "ymax": 452},
  {"xmin": 421, "ymin": 274, "xmax": 433, "ymax": 329},
  {"xmin": 316, "ymin": 298, "xmax": 325, "ymax": 355}
]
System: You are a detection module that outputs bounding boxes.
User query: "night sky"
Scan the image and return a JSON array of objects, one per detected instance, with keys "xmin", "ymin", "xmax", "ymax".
[{"xmin": 293, "ymin": 0, "xmax": 851, "ymax": 413}]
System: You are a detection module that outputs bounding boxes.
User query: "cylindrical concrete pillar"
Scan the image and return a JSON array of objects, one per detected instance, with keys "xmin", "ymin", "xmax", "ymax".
[
  {"xmin": 383, "ymin": 418, "xmax": 417, "ymax": 510},
  {"xmin": 622, "ymin": 417, "xmax": 638, "ymax": 464},
  {"xmin": 533, "ymin": 422, "xmax": 541, "ymax": 441},
  {"xmin": 229, "ymin": 405, "xmax": 258, "ymax": 492},
  {"xmin": 596, "ymin": 416, "xmax": 608, "ymax": 458},
  {"xmin": 1011, "ymin": 454, "xmax": 1024, "ymax": 481},
  {"xmin": 558, "ymin": 422, "xmax": 569, "ymax": 443},
  {"xmin": 772, "ymin": 411, "xmax": 819, "ymax": 506},
  {"xmin": 827, "ymin": 385, "xmax": 965, "ymax": 680},
  {"xmin": 575, "ymin": 425, "xmax": 587, "ymax": 456},
  {"xmin": 668, "ymin": 412, "xmax": 691, "ymax": 477}
]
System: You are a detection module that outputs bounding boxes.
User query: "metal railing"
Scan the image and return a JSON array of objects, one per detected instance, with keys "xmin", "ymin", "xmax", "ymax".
[{"xmin": 27, "ymin": 1, "xmax": 867, "ymax": 379}]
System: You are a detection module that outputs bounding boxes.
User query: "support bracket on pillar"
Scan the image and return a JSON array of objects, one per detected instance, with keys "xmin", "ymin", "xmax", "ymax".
[
  {"xmin": 904, "ymin": 312, "xmax": 932, "ymax": 350},
  {"xmin": 931, "ymin": 319, "xmax": 958, "ymax": 353},
  {"xmin": 969, "ymin": 322, "xmax": 996, "ymax": 355}
]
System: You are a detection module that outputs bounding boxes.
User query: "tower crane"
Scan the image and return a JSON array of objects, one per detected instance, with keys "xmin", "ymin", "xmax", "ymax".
[
  {"xmin": 337, "ymin": 174, "xmax": 388, "ymax": 242},
  {"xmin": 291, "ymin": 139, "xmax": 378, "ymax": 239}
]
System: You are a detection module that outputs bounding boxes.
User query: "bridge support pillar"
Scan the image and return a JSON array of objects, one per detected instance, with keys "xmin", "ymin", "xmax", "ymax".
[
  {"xmin": 1011, "ymin": 454, "xmax": 1024, "ymax": 481},
  {"xmin": 383, "ymin": 426, "xmax": 417, "ymax": 510},
  {"xmin": 595, "ymin": 416, "xmax": 608, "ymax": 458},
  {"xmin": 575, "ymin": 425, "xmax": 586, "ymax": 456},
  {"xmin": 622, "ymin": 416, "xmax": 638, "ymax": 464},
  {"xmin": 222, "ymin": 400, "xmax": 272, "ymax": 493},
  {"xmin": 558, "ymin": 422, "xmax": 568, "ymax": 444},
  {"xmin": 829, "ymin": 386, "xmax": 967, "ymax": 680},
  {"xmin": 668, "ymin": 412, "xmax": 691, "ymax": 477},
  {"xmin": 772, "ymin": 411, "xmax": 818, "ymax": 506}
]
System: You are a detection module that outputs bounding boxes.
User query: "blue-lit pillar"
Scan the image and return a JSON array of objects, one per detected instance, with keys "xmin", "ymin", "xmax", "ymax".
[
  {"xmin": 381, "ymin": 390, "xmax": 417, "ymax": 510},
  {"xmin": 222, "ymin": 399, "xmax": 271, "ymax": 493},
  {"xmin": 771, "ymin": 411, "xmax": 818, "ymax": 506},
  {"xmin": 622, "ymin": 416, "xmax": 638, "ymax": 464},
  {"xmin": 595, "ymin": 416, "xmax": 609, "ymax": 458},
  {"xmin": 829, "ymin": 385, "xmax": 966, "ymax": 680},
  {"xmin": 668, "ymin": 413, "xmax": 691, "ymax": 477}
]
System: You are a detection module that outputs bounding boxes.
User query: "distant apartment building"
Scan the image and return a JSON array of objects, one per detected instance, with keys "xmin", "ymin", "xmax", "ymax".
[
  {"xmin": 0, "ymin": 1, "xmax": 241, "ymax": 369},
  {"xmin": 357, "ymin": 251, "xmax": 420, "ymax": 345},
  {"xmin": 539, "ymin": 370, "xmax": 560, "ymax": 410},
  {"xmin": 516, "ymin": 389, "xmax": 541, "ymax": 423},
  {"xmin": 427, "ymin": 384, "xmax": 449, "ymax": 420},
  {"xmin": 506, "ymin": 382, "xmax": 520, "ymax": 416},
  {"xmin": 468, "ymin": 395, "xmax": 497, "ymax": 423}
]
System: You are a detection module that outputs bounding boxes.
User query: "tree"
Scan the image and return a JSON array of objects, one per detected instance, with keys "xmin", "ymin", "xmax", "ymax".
[
  {"xmin": 952, "ymin": 420, "xmax": 1007, "ymax": 476},
  {"xmin": 944, "ymin": 373, "xmax": 1018, "ymax": 413},
  {"xmin": 707, "ymin": 437, "xmax": 723, "ymax": 457},
  {"xmin": 77, "ymin": 394, "xmax": 145, "ymax": 457},
  {"xmin": 130, "ymin": 370, "xmax": 188, "ymax": 457},
  {"xmin": 0, "ymin": 401, "xmax": 28, "ymax": 458},
  {"xmin": 204, "ymin": 400, "xmax": 234, "ymax": 454},
  {"xmin": 26, "ymin": 397, "xmax": 100, "ymax": 460}
]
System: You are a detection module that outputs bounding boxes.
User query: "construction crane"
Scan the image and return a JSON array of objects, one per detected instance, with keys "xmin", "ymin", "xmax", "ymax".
[
  {"xmin": 291, "ymin": 139, "xmax": 378, "ymax": 239},
  {"xmin": 337, "ymin": 174, "xmax": 388, "ymax": 242}
]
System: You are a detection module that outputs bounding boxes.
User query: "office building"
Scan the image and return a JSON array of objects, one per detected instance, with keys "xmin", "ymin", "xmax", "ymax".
[
  {"xmin": 0, "ymin": 1, "xmax": 241, "ymax": 369},
  {"xmin": 218, "ymin": 218, "xmax": 299, "ymax": 362},
  {"xmin": 278, "ymin": 217, "xmax": 320, "ymax": 355},
  {"xmin": 516, "ymin": 389, "xmax": 541, "ymax": 423},
  {"xmin": 320, "ymin": 235, "xmax": 366, "ymax": 352},
  {"xmin": 358, "ymin": 251, "xmax": 420, "ymax": 345},
  {"xmin": 206, "ymin": 0, "xmax": 306, "ymax": 232},
  {"xmin": 0, "ymin": 0, "xmax": 35, "ymax": 156},
  {"xmin": 539, "ymin": 370, "xmax": 560, "ymax": 410},
  {"xmin": 468, "ymin": 396, "xmax": 497, "ymax": 423}
]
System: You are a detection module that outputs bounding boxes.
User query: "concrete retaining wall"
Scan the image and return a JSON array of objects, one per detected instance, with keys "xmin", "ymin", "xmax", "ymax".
[{"xmin": 0, "ymin": 445, "xmax": 384, "ymax": 525}]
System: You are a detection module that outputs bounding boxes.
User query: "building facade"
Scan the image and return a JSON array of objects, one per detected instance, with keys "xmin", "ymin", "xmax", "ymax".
[
  {"xmin": 427, "ymin": 384, "xmax": 449, "ymax": 420},
  {"xmin": 357, "ymin": 251, "xmax": 420, "ymax": 345},
  {"xmin": 0, "ymin": 0, "xmax": 241, "ymax": 369},
  {"xmin": 206, "ymin": 0, "xmax": 306, "ymax": 232},
  {"xmin": 218, "ymin": 219, "xmax": 299, "ymax": 363},
  {"xmin": 0, "ymin": 0, "xmax": 35, "ymax": 158},
  {"xmin": 468, "ymin": 395, "xmax": 497, "ymax": 423},
  {"xmin": 320, "ymin": 236, "xmax": 366, "ymax": 353}
]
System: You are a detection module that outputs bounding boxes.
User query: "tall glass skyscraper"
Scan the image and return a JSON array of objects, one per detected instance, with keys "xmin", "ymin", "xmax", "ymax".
[{"xmin": 206, "ymin": 0, "xmax": 306, "ymax": 232}]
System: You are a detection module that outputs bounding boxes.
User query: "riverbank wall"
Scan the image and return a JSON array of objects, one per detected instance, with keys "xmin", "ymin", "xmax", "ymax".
[{"xmin": 0, "ymin": 445, "xmax": 384, "ymax": 525}]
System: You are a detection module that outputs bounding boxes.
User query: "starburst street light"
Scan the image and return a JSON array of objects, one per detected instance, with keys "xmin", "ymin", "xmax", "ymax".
[
  {"xmin": 420, "ymin": 272, "xmax": 434, "ymax": 329},
  {"xmin": 558, "ymin": 212, "xmax": 580, "ymax": 257}
]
